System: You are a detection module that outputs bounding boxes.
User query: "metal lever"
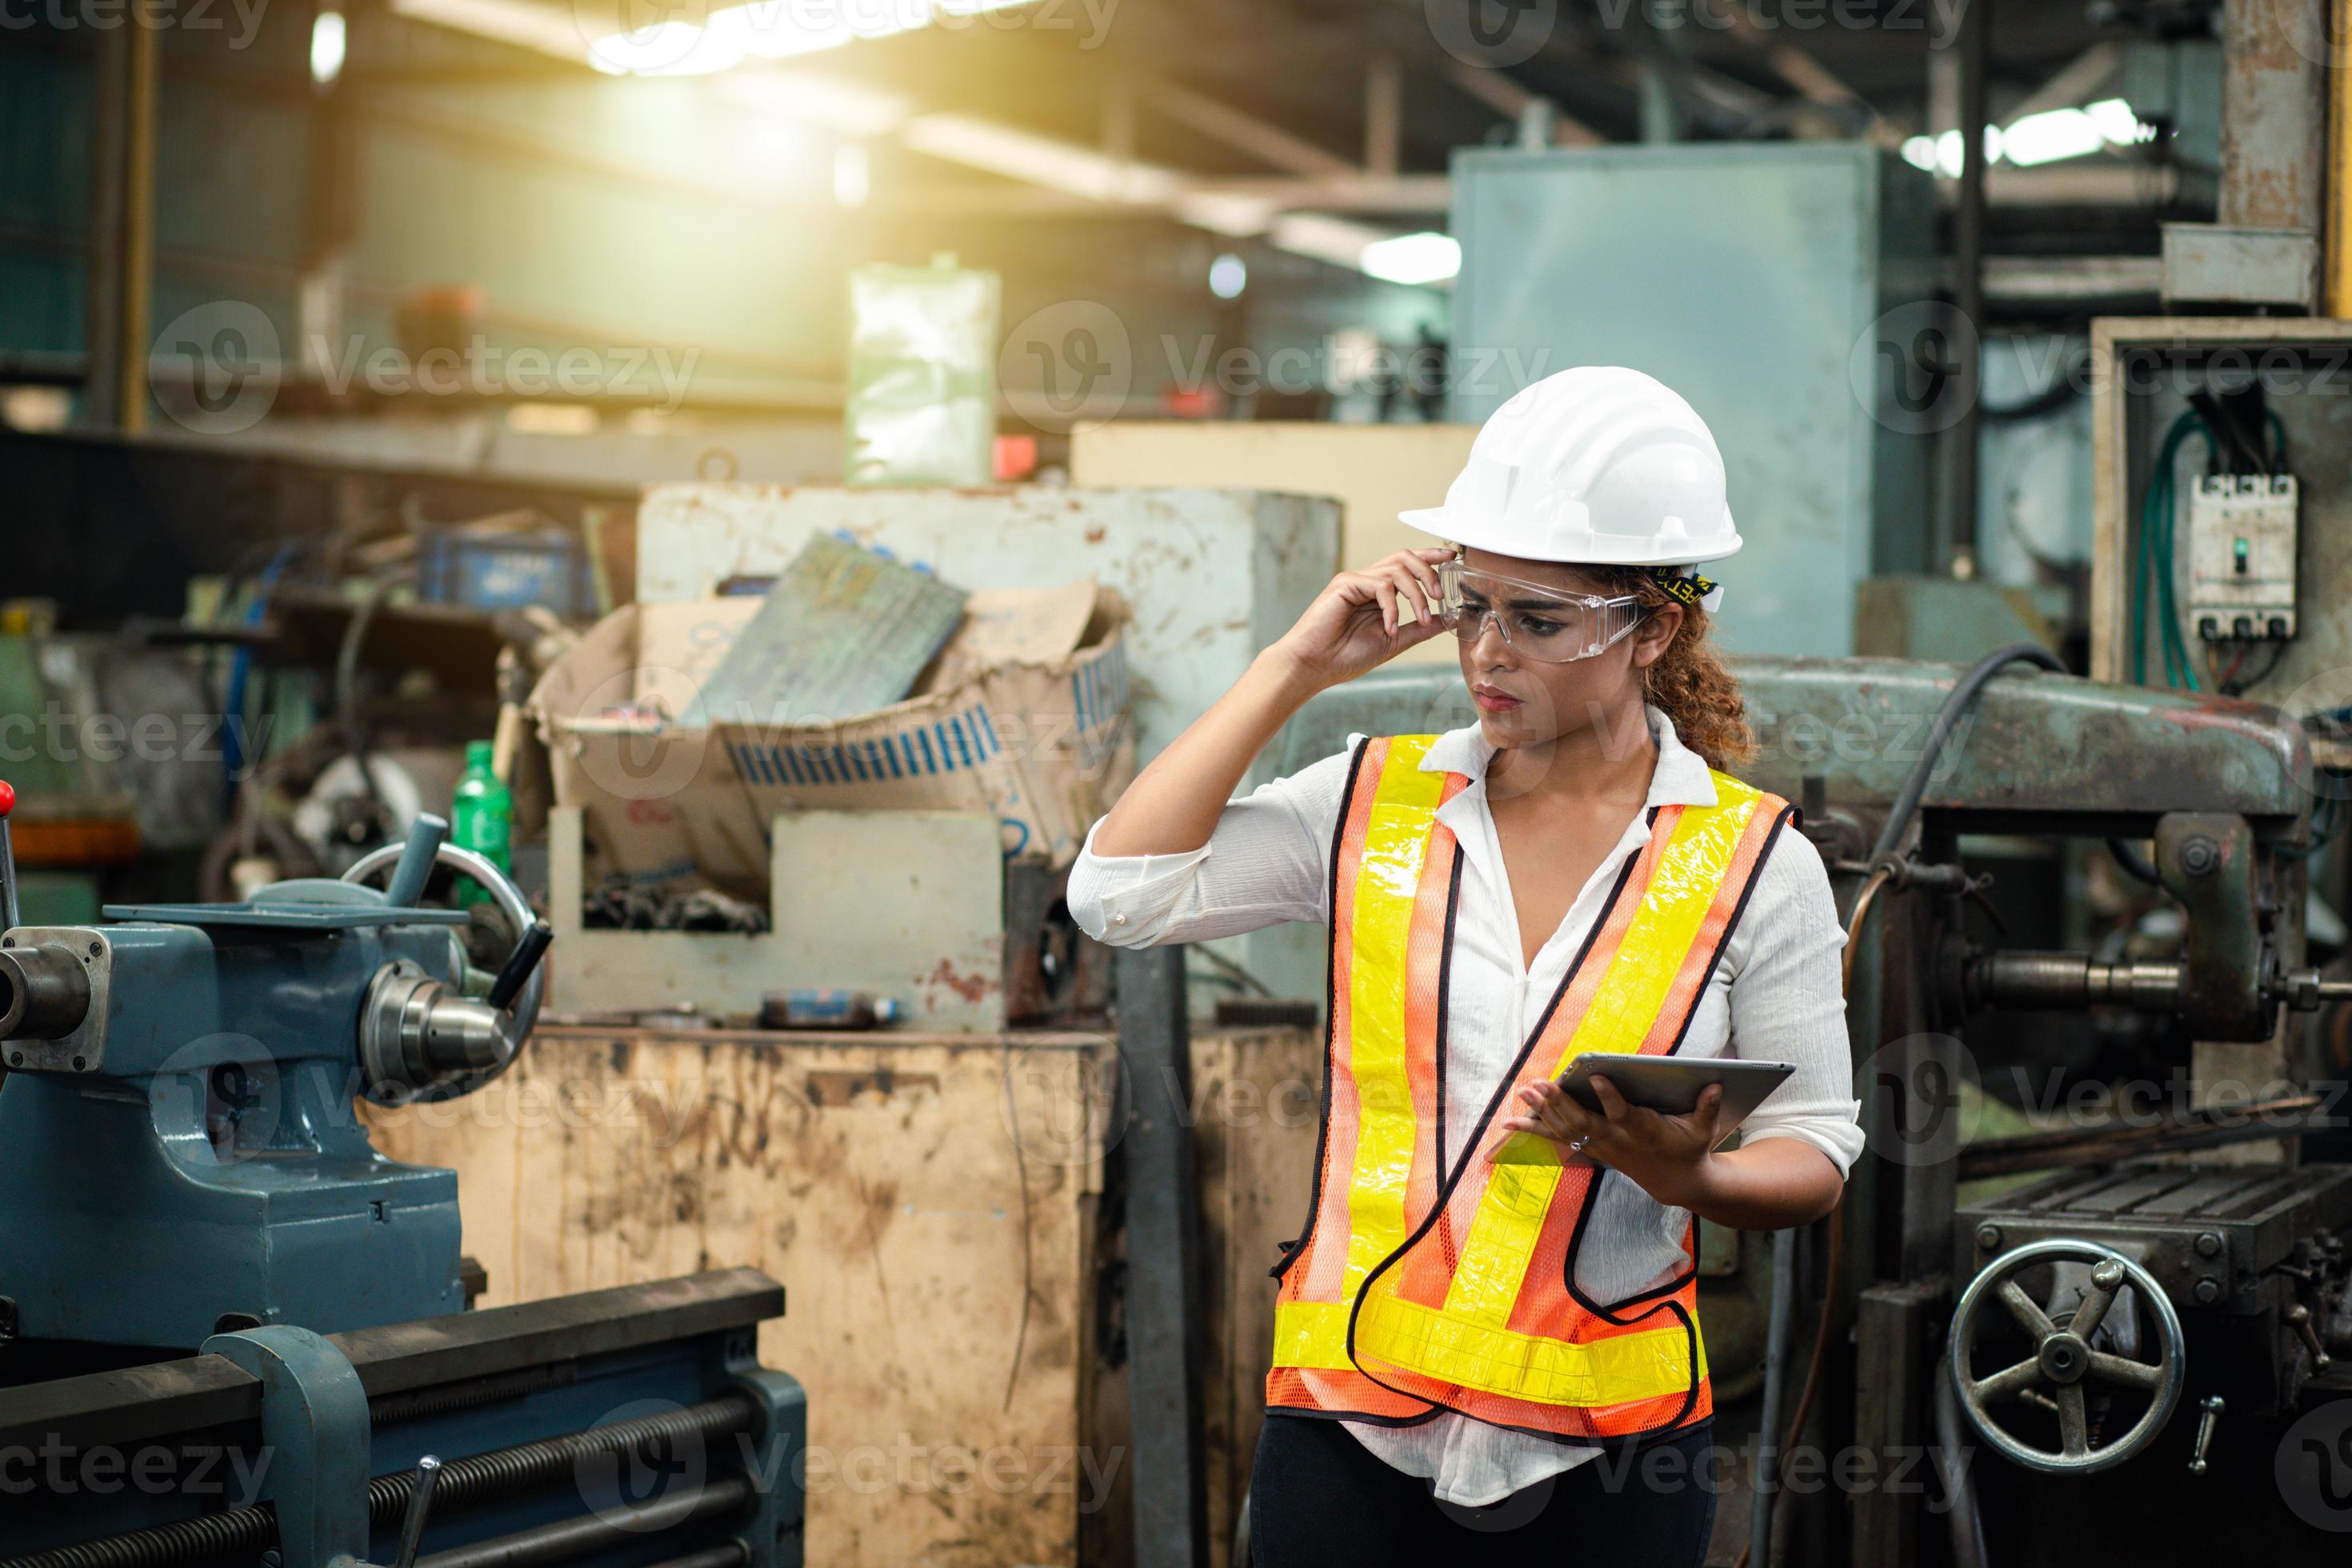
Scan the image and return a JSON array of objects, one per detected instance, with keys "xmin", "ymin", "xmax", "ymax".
[
  {"xmin": 384, "ymin": 814, "xmax": 451, "ymax": 911},
  {"xmin": 0, "ymin": 779, "xmax": 20, "ymax": 932},
  {"xmin": 486, "ymin": 919, "xmax": 553, "ymax": 1011},
  {"xmin": 2187, "ymin": 1395, "xmax": 2223, "ymax": 1474},
  {"xmin": 390, "ymin": 1454, "xmax": 442, "ymax": 1568},
  {"xmin": 2290, "ymin": 1302, "xmax": 2332, "ymax": 1370}
]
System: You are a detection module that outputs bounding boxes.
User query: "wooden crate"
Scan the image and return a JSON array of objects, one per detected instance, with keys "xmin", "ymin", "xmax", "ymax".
[
  {"xmin": 368, "ymin": 1025, "xmax": 1122, "ymax": 1568},
  {"xmin": 366, "ymin": 1020, "xmax": 1323, "ymax": 1568}
]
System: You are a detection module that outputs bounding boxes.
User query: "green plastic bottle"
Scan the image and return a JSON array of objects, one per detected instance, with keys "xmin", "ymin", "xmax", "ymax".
[{"xmin": 450, "ymin": 740, "xmax": 512, "ymax": 909}]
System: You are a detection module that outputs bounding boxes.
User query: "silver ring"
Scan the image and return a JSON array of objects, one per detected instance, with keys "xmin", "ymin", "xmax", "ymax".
[{"xmin": 1566, "ymin": 1136, "xmax": 1590, "ymax": 1154}]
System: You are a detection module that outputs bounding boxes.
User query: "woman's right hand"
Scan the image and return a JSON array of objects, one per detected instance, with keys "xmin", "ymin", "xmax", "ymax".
[{"xmin": 1271, "ymin": 547, "xmax": 1455, "ymax": 691}]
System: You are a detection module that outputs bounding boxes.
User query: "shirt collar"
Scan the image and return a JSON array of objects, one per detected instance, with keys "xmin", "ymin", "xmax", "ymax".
[{"xmin": 1420, "ymin": 702, "xmax": 1719, "ymax": 810}]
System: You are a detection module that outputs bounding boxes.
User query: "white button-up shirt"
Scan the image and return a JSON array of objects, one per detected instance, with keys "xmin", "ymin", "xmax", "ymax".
[{"xmin": 1067, "ymin": 704, "xmax": 1863, "ymax": 1506}]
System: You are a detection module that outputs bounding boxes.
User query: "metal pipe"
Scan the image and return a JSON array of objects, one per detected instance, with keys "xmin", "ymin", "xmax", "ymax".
[
  {"xmin": 414, "ymin": 1476, "xmax": 751, "ymax": 1568},
  {"xmin": 1749, "ymin": 1227, "xmax": 1798, "ymax": 1568},
  {"xmin": 1966, "ymin": 952, "xmax": 2185, "ymax": 1013},
  {"xmin": 2219, "ymin": 0, "xmax": 2327, "ymax": 233},
  {"xmin": 1945, "ymin": 0, "xmax": 1991, "ymax": 576},
  {"xmin": 0, "ymin": 944, "xmax": 93, "ymax": 1042}
]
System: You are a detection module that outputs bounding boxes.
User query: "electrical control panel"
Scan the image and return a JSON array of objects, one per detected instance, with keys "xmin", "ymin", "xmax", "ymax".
[{"xmin": 2188, "ymin": 473, "xmax": 2299, "ymax": 641}]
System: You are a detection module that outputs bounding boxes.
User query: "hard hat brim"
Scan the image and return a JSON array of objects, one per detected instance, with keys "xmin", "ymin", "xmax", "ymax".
[{"xmin": 1398, "ymin": 506, "xmax": 1744, "ymax": 568}]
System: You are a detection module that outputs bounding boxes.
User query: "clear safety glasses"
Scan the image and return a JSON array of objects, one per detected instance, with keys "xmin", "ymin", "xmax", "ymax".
[{"xmin": 1436, "ymin": 558, "xmax": 1647, "ymax": 664}]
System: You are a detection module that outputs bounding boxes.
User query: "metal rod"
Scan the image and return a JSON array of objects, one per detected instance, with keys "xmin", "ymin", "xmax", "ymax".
[
  {"xmin": 647, "ymin": 1549, "xmax": 750, "ymax": 1568},
  {"xmin": 386, "ymin": 813, "xmax": 450, "ymax": 910},
  {"xmin": 392, "ymin": 1456, "xmax": 444, "ymax": 1568},
  {"xmin": 0, "ymin": 822, "xmax": 19, "ymax": 933},
  {"xmin": 0, "ymin": 1395, "xmax": 759, "ymax": 1568},
  {"xmin": 1945, "ymin": 0, "xmax": 1991, "ymax": 575},
  {"xmin": 1750, "ymin": 1227, "xmax": 1798, "ymax": 1568},
  {"xmin": 414, "ymin": 1476, "xmax": 751, "ymax": 1568}
]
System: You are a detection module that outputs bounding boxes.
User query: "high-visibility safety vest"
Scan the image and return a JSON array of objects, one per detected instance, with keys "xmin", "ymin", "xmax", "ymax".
[{"xmin": 1267, "ymin": 733, "xmax": 1796, "ymax": 1441}]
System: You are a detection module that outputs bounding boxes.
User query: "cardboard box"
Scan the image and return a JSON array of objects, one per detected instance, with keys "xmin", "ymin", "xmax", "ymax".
[
  {"xmin": 527, "ymin": 602, "xmax": 767, "ymax": 894},
  {"xmin": 530, "ymin": 582, "xmax": 1133, "ymax": 899},
  {"xmin": 709, "ymin": 582, "xmax": 1134, "ymax": 873}
]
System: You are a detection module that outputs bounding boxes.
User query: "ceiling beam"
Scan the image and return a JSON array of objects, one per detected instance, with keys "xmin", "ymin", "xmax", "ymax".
[
  {"xmin": 1141, "ymin": 78, "xmax": 1359, "ymax": 178},
  {"xmin": 1438, "ymin": 60, "xmax": 1606, "ymax": 146}
]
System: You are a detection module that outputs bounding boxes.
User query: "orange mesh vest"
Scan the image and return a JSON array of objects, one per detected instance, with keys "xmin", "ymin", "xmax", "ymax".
[{"xmin": 1266, "ymin": 733, "xmax": 1795, "ymax": 1441}]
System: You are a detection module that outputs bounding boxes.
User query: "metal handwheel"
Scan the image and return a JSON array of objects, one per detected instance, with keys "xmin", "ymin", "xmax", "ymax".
[
  {"xmin": 1947, "ymin": 1238, "xmax": 2186, "ymax": 1475},
  {"xmin": 342, "ymin": 834, "xmax": 549, "ymax": 1101}
]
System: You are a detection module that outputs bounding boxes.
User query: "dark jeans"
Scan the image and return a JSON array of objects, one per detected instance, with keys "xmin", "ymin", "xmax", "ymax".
[{"xmin": 1249, "ymin": 1413, "xmax": 1719, "ymax": 1568}]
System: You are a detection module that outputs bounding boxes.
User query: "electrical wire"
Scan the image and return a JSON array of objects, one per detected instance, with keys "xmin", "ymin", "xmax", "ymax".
[{"xmin": 2129, "ymin": 411, "xmax": 2218, "ymax": 691}]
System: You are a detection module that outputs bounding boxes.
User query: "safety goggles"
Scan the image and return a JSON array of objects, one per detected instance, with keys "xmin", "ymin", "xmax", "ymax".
[{"xmin": 1436, "ymin": 558, "xmax": 1647, "ymax": 664}]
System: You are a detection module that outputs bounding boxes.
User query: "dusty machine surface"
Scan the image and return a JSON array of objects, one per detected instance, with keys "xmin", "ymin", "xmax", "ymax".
[
  {"xmin": 0, "ymin": 788, "xmax": 806, "ymax": 1568},
  {"xmin": 1275, "ymin": 657, "xmax": 2352, "ymax": 1565}
]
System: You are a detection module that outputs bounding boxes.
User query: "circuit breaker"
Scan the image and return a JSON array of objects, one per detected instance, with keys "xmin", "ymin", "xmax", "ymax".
[{"xmin": 2188, "ymin": 472, "xmax": 2300, "ymax": 641}]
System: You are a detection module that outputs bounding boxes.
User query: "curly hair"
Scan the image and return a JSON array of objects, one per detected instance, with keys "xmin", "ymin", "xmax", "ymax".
[{"xmin": 1589, "ymin": 565, "xmax": 1757, "ymax": 774}]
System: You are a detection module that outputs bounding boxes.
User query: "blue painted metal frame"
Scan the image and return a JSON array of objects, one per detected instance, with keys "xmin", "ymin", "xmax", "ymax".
[
  {"xmin": 0, "ymin": 906, "xmax": 476, "ymax": 1347},
  {"xmin": 205, "ymin": 1326, "xmax": 374, "ymax": 1568}
]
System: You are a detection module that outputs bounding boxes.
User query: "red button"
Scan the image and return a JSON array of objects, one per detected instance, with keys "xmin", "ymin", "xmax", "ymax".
[{"xmin": 0, "ymin": 780, "xmax": 14, "ymax": 818}]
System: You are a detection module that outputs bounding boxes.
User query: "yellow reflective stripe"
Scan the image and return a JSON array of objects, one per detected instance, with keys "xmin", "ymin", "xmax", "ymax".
[
  {"xmin": 1442, "ymin": 785, "xmax": 1762, "ymax": 1328},
  {"xmin": 1340, "ymin": 734, "xmax": 1446, "ymax": 1298},
  {"xmin": 1278, "ymin": 1298, "xmax": 1706, "ymax": 1406}
]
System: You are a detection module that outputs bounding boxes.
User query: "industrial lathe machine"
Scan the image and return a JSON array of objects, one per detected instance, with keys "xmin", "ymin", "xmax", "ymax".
[
  {"xmin": 0, "ymin": 785, "xmax": 805, "ymax": 1568},
  {"xmin": 1272, "ymin": 655, "xmax": 2352, "ymax": 1566}
]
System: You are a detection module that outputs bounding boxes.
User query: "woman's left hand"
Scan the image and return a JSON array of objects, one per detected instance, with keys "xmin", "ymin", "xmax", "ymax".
[{"xmin": 1496, "ymin": 1075, "xmax": 1722, "ymax": 1210}]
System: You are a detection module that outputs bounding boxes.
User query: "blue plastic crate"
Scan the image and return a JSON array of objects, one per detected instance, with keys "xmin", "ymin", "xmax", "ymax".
[{"xmin": 417, "ymin": 526, "xmax": 597, "ymax": 618}]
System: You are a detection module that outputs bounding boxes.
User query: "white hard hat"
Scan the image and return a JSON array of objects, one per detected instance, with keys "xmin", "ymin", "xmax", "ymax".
[{"xmin": 1402, "ymin": 366, "xmax": 1742, "ymax": 575}]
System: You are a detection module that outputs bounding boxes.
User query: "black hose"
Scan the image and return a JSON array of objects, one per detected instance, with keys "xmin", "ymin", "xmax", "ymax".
[
  {"xmin": 2107, "ymin": 838, "xmax": 2162, "ymax": 886},
  {"xmin": 1869, "ymin": 644, "xmax": 2069, "ymax": 864}
]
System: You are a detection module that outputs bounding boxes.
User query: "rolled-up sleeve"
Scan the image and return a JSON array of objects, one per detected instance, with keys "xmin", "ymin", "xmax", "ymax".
[
  {"xmin": 1066, "ymin": 742, "xmax": 1360, "ymax": 948},
  {"xmin": 1726, "ymin": 827, "xmax": 1866, "ymax": 1177}
]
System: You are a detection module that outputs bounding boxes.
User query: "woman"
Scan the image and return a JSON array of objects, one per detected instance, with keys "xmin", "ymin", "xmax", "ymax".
[{"xmin": 1068, "ymin": 367, "xmax": 1863, "ymax": 1566}]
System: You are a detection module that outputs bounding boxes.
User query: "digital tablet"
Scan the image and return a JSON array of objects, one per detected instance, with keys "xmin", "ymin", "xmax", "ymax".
[{"xmin": 1490, "ymin": 1054, "xmax": 1796, "ymax": 1168}]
